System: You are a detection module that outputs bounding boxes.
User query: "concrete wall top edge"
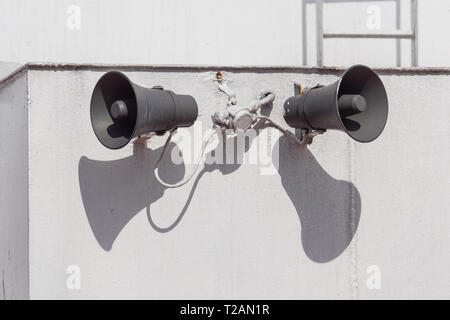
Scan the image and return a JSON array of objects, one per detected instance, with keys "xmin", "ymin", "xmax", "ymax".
[
  {"xmin": 0, "ymin": 65, "xmax": 28, "ymax": 90},
  {"xmin": 3, "ymin": 63, "xmax": 450, "ymax": 87}
]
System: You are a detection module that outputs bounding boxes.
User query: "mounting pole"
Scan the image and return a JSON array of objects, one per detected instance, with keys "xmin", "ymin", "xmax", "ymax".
[
  {"xmin": 410, "ymin": 0, "xmax": 419, "ymax": 67},
  {"xmin": 316, "ymin": 0, "xmax": 324, "ymax": 66}
]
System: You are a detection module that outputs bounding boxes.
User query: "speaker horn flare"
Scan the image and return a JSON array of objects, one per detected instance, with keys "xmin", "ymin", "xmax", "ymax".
[
  {"xmin": 90, "ymin": 71, "xmax": 198, "ymax": 149},
  {"xmin": 283, "ymin": 64, "xmax": 388, "ymax": 143}
]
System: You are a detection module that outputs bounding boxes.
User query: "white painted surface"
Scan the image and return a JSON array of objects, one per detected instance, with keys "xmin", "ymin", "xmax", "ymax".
[
  {"xmin": 1, "ymin": 0, "xmax": 450, "ymax": 67},
  {"xmin": 0, "ymin": 72, "xmax": 29, "ymax": 300},
  {"xmin": 27, "ymin": 68, "xmax": 353, "ymax": 299},
  {"xmin": 0, "ymin": 62, "xmax": 20, "ymax": 79},
  {"xmin": 0, "ymin": 0, "xmax": 449, "ymax": 301},
  {"xmin": 354, "ymin": 74, "xmax": 450, "ymax": 299},
  {"xmin": 7, "ymin": 66, "xmax": 445, "ymax": 299}
]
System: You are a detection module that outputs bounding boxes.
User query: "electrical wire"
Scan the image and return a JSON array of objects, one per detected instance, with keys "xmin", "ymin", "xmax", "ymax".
[
  {"xmin": 256, "ymin": 115, "xmax": 289, "ymax": 135},
  {"xmin": 154, "ymin": 90, "xmax": 322, "ymax": 188},
  {"xmin": 154, "ymin": 128, "xmax": 218, "ymax": 189},
  {"xmin": 256, "ymin": 115, "xmax": 325, "ymax": 145}
]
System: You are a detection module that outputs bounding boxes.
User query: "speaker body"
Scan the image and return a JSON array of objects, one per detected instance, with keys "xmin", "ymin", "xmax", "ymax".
[
  {"xmin": 283, "ymin": 65, "xmax": 388, "ymax": 143},
  {"xmin": 90, "ymin": 71, "xmax": 198, "ymax": 149}
]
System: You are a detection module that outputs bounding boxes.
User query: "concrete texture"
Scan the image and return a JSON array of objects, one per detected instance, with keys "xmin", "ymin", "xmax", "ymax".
[
  {"xmin": 1, "ymin": 64, "xmax": 450, "ymax": 299},
  {"xmin": 0, "ymin": 72, "xmax": 29, "ymax": 300},
  {"xmin": 1, "ymin": 0, "xmax": 450, "ymax": 67}
]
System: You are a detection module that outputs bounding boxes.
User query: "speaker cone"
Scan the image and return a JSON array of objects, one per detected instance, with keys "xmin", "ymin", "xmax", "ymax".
[
  {"xmin": 90, "ymin": 71, "xmax": 198, "ymax": 149},
  {"xmin": 283, "ymin": 64, "xmax": 388, "ymax": 143}
]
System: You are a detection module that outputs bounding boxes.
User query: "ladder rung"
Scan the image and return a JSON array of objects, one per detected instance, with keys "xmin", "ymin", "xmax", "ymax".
[{"xmin": 323, "ymin": 30, "xmax": 414, "ymax": 39}]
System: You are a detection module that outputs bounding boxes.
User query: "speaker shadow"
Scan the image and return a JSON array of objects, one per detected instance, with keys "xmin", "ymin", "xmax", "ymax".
[
  {"xmin": 275, "ymin": 136, "xmax": 361, "ymax": 263},
  {"xmin": 78, "ymin": 142, "xmax": 185, "ymax": 251},
  {"xmin": 79, "ymin": 125, "xmax": 361, "ymax": 262},
  {"xmin": 145, "ymin": 121, "xmax": 268, "ymax": 233}
]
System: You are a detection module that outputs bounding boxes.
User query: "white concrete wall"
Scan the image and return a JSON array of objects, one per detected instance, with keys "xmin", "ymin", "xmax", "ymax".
[
  {"xmin": 354, "ymin": 73, "xmax": 450, "ymax": 299},
  {"xmin": 9, "ymin": 66, "xmax": 447, "ymax": 299},
  {"xmin": 1, "ymin": 0, "xmax": 450, "ymax": 67},
  {"xmin": 0, "ymin": 72, "xmax": 29, "ymax": 300},
  {"xmin": 1, "ymin": 0, "xmax": 449, "ymax": 301}
]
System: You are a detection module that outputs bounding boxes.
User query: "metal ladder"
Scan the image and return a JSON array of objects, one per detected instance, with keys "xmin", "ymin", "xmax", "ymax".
[{"xmin": 315, "ymin": 0, "xmax": 418, "ymax": 67}]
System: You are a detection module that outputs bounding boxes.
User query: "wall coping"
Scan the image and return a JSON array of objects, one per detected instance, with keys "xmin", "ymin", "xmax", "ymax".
[{"xmin": 2, "ymin": 62, "xmax": 450, "ymax": 87}]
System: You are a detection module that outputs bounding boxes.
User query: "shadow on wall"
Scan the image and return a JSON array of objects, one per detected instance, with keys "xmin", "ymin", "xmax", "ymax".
[
  {"xmin": 78, "ymin": 142, "xmax": 185, "ymax": 251},
  {"xmin": 275, "ymin": 135, "xmax": 361, "ymax": 263},
  {"xmin": 78, "ymin": 127, "xmax": 361, "ymax": 262}
]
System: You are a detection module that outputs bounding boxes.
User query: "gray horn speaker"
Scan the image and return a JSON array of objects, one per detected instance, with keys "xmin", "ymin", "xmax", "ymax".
[
  {"xmin": 90, "ymin": 71, "xmax": 198, "ymax": 149},
  {"xmin": 283, "ymin": 64, "xmax": 388, "ymax": 143}
]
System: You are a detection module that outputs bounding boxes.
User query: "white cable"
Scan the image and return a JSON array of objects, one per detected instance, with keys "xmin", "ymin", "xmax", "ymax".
[
  {"xmin": 256, "ymin": 115, "xmax": 289, "ymax": 135},
  {"xmin": 154, "ymin": 128, "xmax": 218, "ymax": 189}
]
